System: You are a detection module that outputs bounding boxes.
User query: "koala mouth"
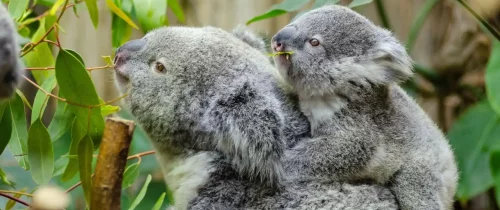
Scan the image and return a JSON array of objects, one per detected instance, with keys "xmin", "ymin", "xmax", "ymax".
[{"xmin": 269, "ymin": 51, "xmax": 294, "ymax": 61}]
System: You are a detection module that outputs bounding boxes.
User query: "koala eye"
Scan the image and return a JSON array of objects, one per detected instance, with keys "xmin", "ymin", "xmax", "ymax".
[
  {"xmin": 155, "ymin": 62, "xmax": 166, "ymax": 73},
  {"xmin": 309, "ymin": 38, "xmax": 320, "ymax": 46}
]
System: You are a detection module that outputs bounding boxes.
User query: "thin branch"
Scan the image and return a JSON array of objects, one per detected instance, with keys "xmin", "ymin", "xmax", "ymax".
[
  {"xmin": 374, "ymin": 0, "xmax": 391, "ymax": 30},
  {"xmin": 26, "ymin": 65, "xmax": 113, "ymax": 71},
  {"xmin": 22, "ymin": 75, "xmax": 88, "ymax": 108},
  {"xmin": 66, "ymin": 150, "xmax": 156, "ymax": 193},
  {"xmin": 456, "ymin": 0, "xmax": 500, "ymax": 41},
  {"xmin": 0, "ymin": 190, "xmax": 33, "ymax": 197},
  {"xmin": 17, "ymin": 2, "xmax": 82, "ymax": 30},
  {"xmin": 0, "ymin": 192, "xmax": 30, "ymax": 207}
]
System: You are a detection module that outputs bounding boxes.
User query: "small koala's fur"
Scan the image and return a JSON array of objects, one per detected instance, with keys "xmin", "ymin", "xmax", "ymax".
[
  {"xmin": 113, "ymin": 25, "xmax": 399, "ymax": 209},
  {"xmin": 271, "ymin": 5, "xmax": 458, "ymax": 210},
  {"xmin": 0, "ymin": 3, "xmax": 24, "ymax": 99}
]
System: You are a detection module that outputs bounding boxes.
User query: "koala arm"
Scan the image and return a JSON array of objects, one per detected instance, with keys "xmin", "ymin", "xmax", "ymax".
[{"xmin": 203, "ymin": 82, "xmax": 285, "ymax": 188}]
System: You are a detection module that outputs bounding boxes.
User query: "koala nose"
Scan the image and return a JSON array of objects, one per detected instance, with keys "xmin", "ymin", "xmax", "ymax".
[
  {"xmin": 271, "ymin": 26, "xmax": 296, "ymax": 52},
  {"xmin": 114, "ymin": 39, "xmax": 146, "ymax": 66}
]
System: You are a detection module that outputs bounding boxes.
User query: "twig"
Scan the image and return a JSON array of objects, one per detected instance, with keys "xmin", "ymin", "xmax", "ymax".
[
  {"xmin": 0, "ymin": 192, "xmax": 30, "ymax": 207},
  {"xmin": 0, "ymin": 190, "xmax": 33, "ymax": 197},
  {"xmin": 17, "ymin": 1, "xmax": 83, "ymax": 30},
  {"xmin": 26, "ymin": 65, "xmax": 113, "ymax": 71},
  {"xmin": 456, "ymin": 0, "xmax": 500, "ymax": 41}
]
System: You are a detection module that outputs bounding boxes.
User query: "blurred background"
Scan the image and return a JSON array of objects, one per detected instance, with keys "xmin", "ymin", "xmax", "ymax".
[{"xmin": 2, "ymin": 0, "xmax": 500, "ymax": 209}]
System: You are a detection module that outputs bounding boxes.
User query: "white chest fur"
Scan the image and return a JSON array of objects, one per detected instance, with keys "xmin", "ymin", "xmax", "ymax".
[
  {"xmin": 155, "ymin": 151, "xmax": 217, "ymax": 210},
  {"xmin": 299, "ymin": 94, "xmax": 346, "ymax": 132}
]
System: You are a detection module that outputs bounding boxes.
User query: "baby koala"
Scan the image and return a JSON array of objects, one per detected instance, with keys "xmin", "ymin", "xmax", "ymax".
[{"xmin": 271, "ymin": 5, "xmax": 458, "ymax": 210}]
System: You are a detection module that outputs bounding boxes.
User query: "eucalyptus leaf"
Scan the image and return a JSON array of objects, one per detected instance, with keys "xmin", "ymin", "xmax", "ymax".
[
  {"xmin": 0, "ymin": 102, "xmax": 12, "ymax": 155},
  {"xmin": 122, "ymin": 162, "xmax": 140, "ymax": 189},
  {"xmin": 84, "ymin": 0, "xmax": 99, "ymax": 28},
  {"xmin": 486, "ymin": 40, "xmax": 500, "ymax": 116},
  {"xmin": 128, "ymin": 174, "xmax": 152, "ymax": 210},
  {"xmin": 31, "ymin": 75, "xmax": 57, "ymax": 124},
  {"xmin": 7, "ymin": 0, "xmax": 29, "ymax": 20},
  {"xmin": 247, "ymin": 0, "xmax": 310, "ymax": 25},
  {"xmin": 48, "ymin": 92, "xmax": 74, "ymax": 141},
  {"xmin": 7, "ymin": 94, "xmax": 30, "ymax": 170},
  {"xmin": 347, "ymin": 0, "xmax": 373, "ymax": 8},
  {"xmin": 61, "ymin": 118, "xmax": 85, "ymax": 182},
  {"xmin": 28, "ymin": 119, "xmax": 54, "ymax": 185},
  {"xmin": 78, "ymin": 135, "xmax": 94, "ymax": 206},
  {"xmin": 152, "ymin": 192, "xmax": 167, "ymax": 210},
  {"xmin": 23, "ymin": 18, "xmax": 55, "ymax": 84},
  {"xmin": 132, "ymin": 0, "xmax": 167, "ymax": 32}
]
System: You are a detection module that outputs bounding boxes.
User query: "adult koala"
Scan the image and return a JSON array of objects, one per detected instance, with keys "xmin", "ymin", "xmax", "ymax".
[
  {"xmin": 113, "ymin": 25, "xmax": 398, "ymax": 209},
  {"xmin": 0, "ymin": 3, "xmax": 25, "ymax": 99}
]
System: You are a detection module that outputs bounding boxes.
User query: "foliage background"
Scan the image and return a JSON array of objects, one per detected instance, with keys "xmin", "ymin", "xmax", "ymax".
[{"xmin": 0, "ymin": 0, "xmax": 499, "ymax": 210}]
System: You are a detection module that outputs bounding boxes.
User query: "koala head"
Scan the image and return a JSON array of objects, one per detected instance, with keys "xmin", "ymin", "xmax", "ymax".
[
  {"xmin": 113, "ymin": 26, "xmax": 280, "ymax": 151},
  {"xmin": 0, "ymin": 6, "xmax": 24, "ymax": 99},
  {"xmin": 271, "ymin": 5, "xmax": 413, "ymax": 97}
]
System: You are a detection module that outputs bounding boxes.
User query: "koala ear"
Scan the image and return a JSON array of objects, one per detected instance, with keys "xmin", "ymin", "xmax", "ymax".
[
  {"xmin": 231, "ymin": 25, "xmax": 268, "ymax": 53},
  {"xmin": 370, "ymin": 40, "xmax": 414, "ymax": 84}
]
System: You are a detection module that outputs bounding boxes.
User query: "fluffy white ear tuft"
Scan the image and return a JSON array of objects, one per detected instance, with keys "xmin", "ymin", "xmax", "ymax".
[
  {"xmin": 370, "ymin": 41, "xmax": 414, "ymax": 84},
  {"xmin": 231, "ymin": 25, "xmax": 267, "ymax": 53}
]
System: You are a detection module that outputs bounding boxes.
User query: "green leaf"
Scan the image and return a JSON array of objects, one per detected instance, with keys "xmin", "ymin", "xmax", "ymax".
[
  {"xmin": 167, "ymin": 0, "xmax": 185, "ymax": 23},
  {"xmin": 312, "ymin": 0, "xmax": 340, "ymax": 9},
  {"xmin": 0, "ymin": 168, "xmax": 13, "ymax": 187},
  {"xmin": 347, "ymin": 0, "xmax": 373, "ymax": 8},
  {"xmin": 0, "ymin": 102, "xmax": 12, "ymax": 155},
  {"xmin": 105, "ymin": 0, "xmax": 139, "ymax": 29},
  {"xmin": 31, "ymin": 75, "xmax": 57, "ymax": 124},
  {"xmin": 405, "ymin": 0, "xmax": 439, "ymax": 52},
  {"xmin": 61, "ymin": 118, "xmax": 85, "ymax": 182},
  {"xmin": 23, "ymin": 18, "xmax": 55, "ymax": 84},
  {"xmin": 152, "ymin": 192, "xmax": 166, "ymax": 210},
  {"xmin": 247, "ymin": 0, "xmax": 310, "ymax": 25},
  {"xmin": 55, "ymin": 49, "xmax": 104, "ymax": 148},
  {"xmin": 122, "ymin": 162, "xmax": 140, "ymax": 189},
  {"xmin": 48, "ymin": 93, "xmax": 74, "ymax": 141},
  {"xmin": 78, "ymin": 135, "xmax": 94, "ymax": 206},
  {"xmin": 132, "ymin": 0, "xmax": 168, "ymax": 32},
  {"xmin": 16, "ymin": 89, "xmax": 32, "ymax": 110},
  {"xmin": 28, "ymin": 119, "xmax": 54, "ymax": 185},
  {"xmin": 491, "ymin": 150, "xmax": 500, "ymax": 207},
  {"xmin": 128, "ymin": 174, "xmax": 152, "ymax": 210},
  {"xmin": 7, "ymin": 0, "xmax": 29, "ymax": 20},
  {"xmin": 101, "ymin": 105, "xmax": 121, "ymax": 117},
  {"xmin": 486, "ymin": 40, "xmax": 500, "ymax": 116},
  {"xmin": 53, "ymin": 155, "xmax": 69, "ymax": 177},
  {"xmin": 448, "ymin": 101, "xmax": 500, "ymax": 201},
  {"xmin": 84, "ymin": 0, "xmax": 99, "ymax": 28},
  {"xmin": 7, "ymin": 94, "xmax": 30, "ymax": 170},
  {"xmin": 111, "ymin": 13, "xmax": 133, "ymax": 49},
  {"xmin": 49, "ymin": 0, "xmax": 65, "ymax": 15}
]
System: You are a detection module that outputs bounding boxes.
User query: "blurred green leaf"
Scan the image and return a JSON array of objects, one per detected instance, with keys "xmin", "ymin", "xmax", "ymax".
[
  {"xmin": 128, "ymin": 174, "xmax": 152, "ymax": 210},
  {"xmin": 49, "ymin": 0, "xmax": 65, "ymax": 15},
  {"xmin": 105, "ymin": 0, "xmax": 139, "ymax": 29},
  {"xmin": 78, "ymin": 135, "xmax": 94, "ymax": 206},
  {"xmin": 31, "ymin": 75, "xmax": 57, "ymax": 124},
  {"xmin": 0, "ymin": 102, "xmax": 12, "ymax": 155},
  {"xmin": 7, "ymin": 94, "xmax": 30, "ymax": 170},
  {"xmin": 84, "ymin": 0, "xmax": 99, "ymax": 28},
  {"xmin": 37, "ymin": 0, "xmax": 57, "ymax": 7},
  {"xmin": 132, "ymin": 0, "xmax": 167, "ymax": 32},
  {"xmin": 312, "ymin": 0, "xmax": 340, "ymax": 9},
  {"xmin": 15, "ymin": 89, "xmax": 32, "ymax": 110},
  {"xmin": 449, "ymin": 101, "xmax": 500, "ymax": 201},
  {"xmin": 101, "ymin": 105, "xmax": 121, "ymax": 117},
  {"xmin": 53, "ymin": 155, "xmax": 69, "ymax": 177},
  {"xmin": 55, "ymin": 49, "xmax": 104, "ymax": 148},
  {"xmin": 152, "ymin": 192, "xmax": 166, "ymax": 210},
  {"xmin": 111, "ymin": 13, "xmax": 133, "ymax": 49},
  {"xmin": 167, "ymin": 0, "xmax": 185, "ymax": 23},
  {"xmin": 7, "ymin": 0, "xmax": 29, "ymax": 20},
  {"xmin": 405, "ymin": 0, "xmax": 439, "ymax": 52},
  {"xmin": 122, "ymin": 162, "xmax": 140, "ymax": 189},
  {"xmin": 490, "ymin": 150, "xmax": 500, "ymax": 207},
  {"xmin": 347, "ymin": 0, "xmax": 373, "ymax": 8},
  {"xmin": 486, "ymin": 40, "xmax": 500, "ymax": 116},
  {"xmin": 247, "ymin": 0, "xmax": 310, "ymax": 25},
  {"xmin": 48, "ymin": 93, "xmax": 74, "ymax": 141},
  {"xmin": 23, "ymin": 18, "xmax": 55, "ymax": 84},
  {"xmin": 28, "ymin": 119, "xmax": 54, "ymax": 185},
  {"xmin": 0, "ymin": 168, "xmax": 13, "ymax": 187},
  {"xmin": 62, "ymin": 118, "xmax": 84, "ymax": 182}
]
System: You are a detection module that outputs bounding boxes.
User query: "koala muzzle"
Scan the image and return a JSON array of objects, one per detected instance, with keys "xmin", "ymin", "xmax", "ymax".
[
  {"xmin": 114, "ymin": 39, "xmax": 146, "ymax": 67},
  {"xmin": 271, "ymin": 26, "xmax": 296, "ymax": 52}
]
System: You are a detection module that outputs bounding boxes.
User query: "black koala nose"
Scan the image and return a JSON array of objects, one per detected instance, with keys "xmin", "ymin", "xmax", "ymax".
[
  {"xmin": 272, "ymin": 26, "xmax": 297, "ymax": 52},
  {"xmin": 114, "ymin": 39, "xmax": 146, "ymax": 66}
]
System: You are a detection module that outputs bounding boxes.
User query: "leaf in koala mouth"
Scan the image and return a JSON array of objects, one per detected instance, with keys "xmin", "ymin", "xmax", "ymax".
[{"xmin": 268, "ymin": 51, "xmax": 294, "ymax": 60}]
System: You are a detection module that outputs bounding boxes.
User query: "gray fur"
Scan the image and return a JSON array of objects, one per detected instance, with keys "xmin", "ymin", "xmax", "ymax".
[
  {"xmin": 0, "ymin": 4, "xmax": 24, "ymax": 99},
  {"xmin": 113, "ymin": 25, "xmax": 399, "ymax": 209},
  {"xmin": 271, "ymin": 5, "xmax": 458, "ymax": 210}
]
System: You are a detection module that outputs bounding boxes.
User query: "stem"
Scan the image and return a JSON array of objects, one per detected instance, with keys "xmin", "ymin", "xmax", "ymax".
[
  {"xmin": 374, "ymin": 0, "xmax": 391, "ymax": 30},
  {"xmin": 0, "ymin": 190, "xmax": 33, "ymax": 197},
  {"xmin": 0, "ymin": 192, "xmax": 30, "ymax": 207},
  {"xmin": 413, "ymin": 63, "xmax": 441, "ymax": 84},
  {"xmin": 456, "ymin": 0, "xmax": 500, "ymax": 41},
  {"xmin": 22, "ymin": 75, "xmax": 88, "ymax": 108},
  {"xmin": 26, "ymin": 65, "xmax": 113, "ymax": 71}
]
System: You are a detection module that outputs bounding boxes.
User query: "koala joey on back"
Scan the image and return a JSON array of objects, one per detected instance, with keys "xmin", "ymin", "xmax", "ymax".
[
  {"xmin": 113, "ymin": 25, "xmax": 399, "ymax": 209},
  {"xmin": 271, "ymin": 5, "xmax": 458, "ymax": 210},
  {"xmin": 0, "ymin": 3, "xmax": 24, "ymax": 99}
]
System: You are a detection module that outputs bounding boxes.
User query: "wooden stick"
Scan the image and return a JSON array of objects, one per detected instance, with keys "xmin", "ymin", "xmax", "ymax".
[{"xmin": 91, "ymin": 117, "xmax": 135, "ymax": 210}]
